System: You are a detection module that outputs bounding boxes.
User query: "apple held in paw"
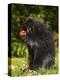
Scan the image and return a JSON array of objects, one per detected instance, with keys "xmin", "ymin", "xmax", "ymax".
[{"xmin": 19, "ymin": 30, "xmax": 27, "ymax": 37}]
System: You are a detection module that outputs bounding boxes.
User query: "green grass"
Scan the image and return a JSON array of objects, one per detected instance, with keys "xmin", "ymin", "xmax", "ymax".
[
  {"xmin": 8, "ymin": 57, "xmax": 28, "ymax": 76},
  {"xmin": 8, "ymin": 53, "xmax": 58, "ymax": 76}
]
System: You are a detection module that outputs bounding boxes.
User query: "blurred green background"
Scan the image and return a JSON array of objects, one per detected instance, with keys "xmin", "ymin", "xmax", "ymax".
[{"xmin": 8, "ymin": 4, "xmax": 58, "ymax": 76}]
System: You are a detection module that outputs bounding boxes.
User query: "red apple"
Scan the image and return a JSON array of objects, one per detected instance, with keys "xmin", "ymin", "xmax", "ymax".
[{"xmin": 19, "ymin": 30, "xmax": 26, "ymax": 37}]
